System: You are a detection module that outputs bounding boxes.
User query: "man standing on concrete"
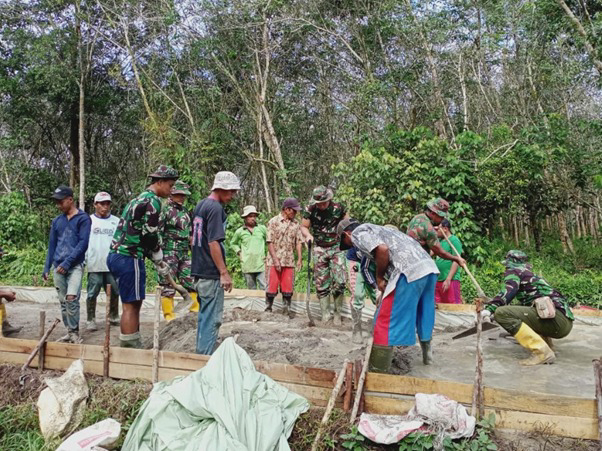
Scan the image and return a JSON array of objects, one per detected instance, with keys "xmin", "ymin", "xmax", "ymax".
[
  {"xmin": 107, "ymin": 166, "xmax": 178, "ymax": 348},
  {"xmin": 158, "ymin": 180, "xmax": 199, "ymax": 321},
  {"xmin": 339, "ymin": 219, "xmax": 439, "ymax": 372},
  {"xmin": 85, "ymin": 192, "xmax": 120, "ymax": 331},
  {"xmin": 265, "ymin": 198, "xmax": 303, "ymax": 316},
  {"xmin": 300, "ymin": 186, "xmax": 348, "ymax": 325},
  {"xmin": 484, "ymin": 250, "xmax": 574, "ymax": 366},
  {"xmin": 192, "ymin": 171, "xmax": 240, "ymax": 355},
  {"xmin": 43, "ymin": 185, "xmax": 91, "ymax": 343},
  {"xmin": 406, "ymin": 197, "xmax": 466, "ymax": 268},
  {"xmin": 231, "ymin": 205, "xmax": 267, "ymax": 290},
  {"xmin": 0, "ymin": 247, "xmax": 21, "ymax": 336}
]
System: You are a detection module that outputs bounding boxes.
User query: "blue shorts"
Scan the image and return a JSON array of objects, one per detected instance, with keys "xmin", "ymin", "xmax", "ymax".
[{"xmin": 107, "ymin": 253, "xmax": 146, "ymax": 302}]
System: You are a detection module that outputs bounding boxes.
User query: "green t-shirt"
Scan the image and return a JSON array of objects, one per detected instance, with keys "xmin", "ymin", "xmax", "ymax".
[{"xmin": 435, "ymin": 235, "xmax": 462, "ymax": 282}]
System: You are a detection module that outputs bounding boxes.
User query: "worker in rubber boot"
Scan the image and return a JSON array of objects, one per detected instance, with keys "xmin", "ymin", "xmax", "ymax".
[
  {"xmin": 301, "ymin": 186, "xmax": 348, "ymax": 325},
  {"xmin": 231, "ymin": 206, "xmax": 267, "ymax": 290},
  {"xmin": 266, "ymin": 198, "xmax": 303, "ymax": 316},
  {"xmin": 338, "ymin": 219, "xmax": 439, "ymax": 372},
  {"xmin": 0, "ymin": 288, "xmax": 21, "ymax": 336},
  {"xmin": 43, "ymin": 185, "xmax": 92, "ymax": 344},
  {"xmin": 407, "ymin": 198, "xmax": 466, "ymax": 266},
  {"xmin": 85, "ymin": 192, "xmax": 120, "ymax": 332},
  {"xmin": 107, "ymin": 165, "xmax": 178, "ymax": 348},
  {"xmin": 158, "ymin": 180, "xmax": 198, "ymax": 321},
  {"xmin": 0, "ymin": 248, "xmax": 21, "ymax": 336},
  {"xmin": 346, "ymin": 246, "xmax": 377, "ymax": 344},
  {"xmin": 483, "ymin": 250, "xmax": 574, "ymax": 366}
]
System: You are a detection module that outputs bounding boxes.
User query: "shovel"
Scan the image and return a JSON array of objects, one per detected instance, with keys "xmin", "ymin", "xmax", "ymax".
[{"xmin": 306, "ymin": 240, "xmax": 315, "ymax": 327}]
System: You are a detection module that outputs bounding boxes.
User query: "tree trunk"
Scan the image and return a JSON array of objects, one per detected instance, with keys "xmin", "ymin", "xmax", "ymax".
[
  {"xmin": 531, "ymin": 214, "xmax": 542, "ymax": 252},
  {"xmin": 513, "ymin": 216, "xmax": 519, "ymax": 246},
  {"xmin": 523, "ymin": 217, "xmax": 530, "ymax": 246},
  {"xmin": 558, "ymin": 212, "xmax": 575, "ymax": 254},
  {"xmin": 575, "ymin": 207, "xmax": 582, "ymax": 238},
  {"xmin": 78, "ymin": 72, "xmax": 85, "ymax": 209},
  {"xmin": 69, "ymin": 101, "xmax": 79, "ymax": 188},
  {"xmin": 257, "ymin": 110, "xmax": 273, "ymax": 213}
]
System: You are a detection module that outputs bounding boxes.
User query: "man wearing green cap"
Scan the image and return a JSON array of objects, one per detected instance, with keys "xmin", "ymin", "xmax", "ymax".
[
  {"xmin": 301, "ymin": 185, "xmax": 348, "ymax": 325},
  {"xmin": 406, "ymin": 197, "xmax": 466, "ymax": 268},
  {"xmin": 483, "ymin": 250, "xmax": 574, "ymax": 365},
  {"xmin": 157, "ymin": 180, "xmax": 199, "ymax": 321},
  {"xmin": 107, "ymin": 165, "xmax": 178, "ymax": 348}
]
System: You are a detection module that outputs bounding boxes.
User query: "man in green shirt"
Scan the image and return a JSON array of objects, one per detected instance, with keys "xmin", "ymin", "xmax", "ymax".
[
  {"xmin": 231, "ymin": 205, "xmax": 267, "ymax": 290},
  {"xmin": 434, "ymin": 219, "xmax": 463, "ymax": 304}
]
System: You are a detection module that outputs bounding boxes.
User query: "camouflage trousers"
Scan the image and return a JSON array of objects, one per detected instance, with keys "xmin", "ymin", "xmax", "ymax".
[
  {"xmin": 347, "ymin": 260, "xmax": 376, "ymax": 311},
  {"xmin": 313, "ymin": 245, "xmax": 346, "ymax": 298},
  {"xmin": 159, "ymin": 249, "xmax": 194, "ymax": 297}
]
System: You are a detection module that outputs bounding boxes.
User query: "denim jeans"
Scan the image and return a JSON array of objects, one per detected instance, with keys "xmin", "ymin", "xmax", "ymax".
[
  {"xmin": 86, "ymin": 272, "xmax": 119, "ymax": 321},
  {"xmin": 194, "ymin": 278, "xmax": 224, "ymax": 355},
  {"xmin": 243, "ymin": 272, "xmax": 266, "ymax": 290},
  {"xmin": 54, "ymin": 263, "xmax": 84, "ymax": 333}
]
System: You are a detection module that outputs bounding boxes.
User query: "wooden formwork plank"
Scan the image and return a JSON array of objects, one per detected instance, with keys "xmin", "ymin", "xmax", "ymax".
[
  {"xmin": 363, "ymin": 395, "xmax": 599, "ymax": 440},
  {"xmin": 364, "ymin": 373, "xmax": 597, "ymax": 419},
  {"xmin": 254, "ymin": 361, "xmax": 336, "ymax": 389}
]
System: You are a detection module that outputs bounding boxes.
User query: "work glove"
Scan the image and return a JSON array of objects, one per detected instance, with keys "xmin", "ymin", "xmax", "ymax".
[
  {"xmin": 151, "ymin": 249, "xmax": 164, "ymax": 264},
  {"xmin": 480, "ymin": 309, "xmax": 493, "ymax": 323}
]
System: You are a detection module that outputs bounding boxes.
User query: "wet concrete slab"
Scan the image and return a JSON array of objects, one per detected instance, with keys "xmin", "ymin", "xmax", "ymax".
[{"xmin": 407, "ymin": 315, "xmax": 601, "ymax": 399}]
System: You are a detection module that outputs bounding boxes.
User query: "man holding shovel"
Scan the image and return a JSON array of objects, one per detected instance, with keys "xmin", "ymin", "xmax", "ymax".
[
  {"xmin": 483, "ymin": 250, "xmax": 574, "ymax": 365},
  {"xmin": 434, "ymin": 219, "xmax": 463, "ymax": 304},
  {"xmin": 338, "ymin": 219, "xmax": 439, "ymax": 371}
]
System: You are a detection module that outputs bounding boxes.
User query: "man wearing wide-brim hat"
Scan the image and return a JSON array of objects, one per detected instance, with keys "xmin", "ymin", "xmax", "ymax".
[
  {"xmin": 191, "ymin": 171, "xmax": 240, "ymax": 355},
  {"xmin": 300, "ymin": 185, "xmax": 348, "ymax": 325},
  {"xmin": 231, "ymin": 205, "xmax": 267, "ymax": 291},
  {"xmin": 157, "ymin": 180, "xmax": 199, "ymax": 322},
  {"xmin": 107, "ymin": 165, "xmax": 179, "ymax": 348}
]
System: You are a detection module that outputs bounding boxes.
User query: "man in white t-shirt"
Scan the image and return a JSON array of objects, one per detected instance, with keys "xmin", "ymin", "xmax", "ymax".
[{"xmin": 85, "ymin": 192, "xmax": 120, "ymax": 331}]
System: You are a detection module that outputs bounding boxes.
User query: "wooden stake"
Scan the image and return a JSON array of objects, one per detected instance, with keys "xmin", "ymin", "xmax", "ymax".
[
  {"xmin": 103, "ymin": 284, "xmax": 111, "ymax": 378},
  {"xmin": 593, "ymin": 358, "xmax": 602, "ymax": 447},
  {"xmin": 21, "ymin": 319, "xmax": 60, "ymax": 372},
  {"xmin": 38, "ymin": 311, "xmax": 45, "ymax": 371},
  {"xmin": 350, "ymin": 337, "xmax": 373, "ymax": 424},
  {"xmin": 471, "ymin": 298, "xmax": 485, "ymax": 420},
  {"xmin": 343, "ymin": 361, "xmax": 353, "ymax": 412},
  {"xmin": 152, "ymin": 286, "xmax": 161, "ymax": 383},
  {"xmin": 311, "ymin": 359, "xmax": 349, "ymax": 451}
]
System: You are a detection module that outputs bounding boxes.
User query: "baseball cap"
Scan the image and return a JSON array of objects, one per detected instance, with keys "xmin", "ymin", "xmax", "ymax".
[
  {"xmin": 337, "ymin": 218, "xmax": 359, "ymax": 250},
  {"xmin": 282, "ymin": 198, "xmax": 301, "ymax": 211},
  {"xmin": 51, "ymin": 185, "xmax": 74, "ymax": 200},
  {"xmin": 94, "ymin": 192, "xmax": 112, "ymax": 203}
]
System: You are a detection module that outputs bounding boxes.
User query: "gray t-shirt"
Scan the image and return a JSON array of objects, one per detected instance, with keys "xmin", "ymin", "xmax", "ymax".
[{"xmin": 351, "ymin": 224, "xmax": 438, "ymax": 295}]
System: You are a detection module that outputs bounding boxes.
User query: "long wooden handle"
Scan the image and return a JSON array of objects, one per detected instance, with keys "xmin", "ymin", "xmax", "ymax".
[
  {"xmin": 350, "ymin": 337, "xmax": 374, "ymax": 424},
  {"xmin": 21, "ymin": 318, "xmax": 60, "ymax": 371},
  {"xmin": 440, "ymin": 230, "xmax": 486, "ymax": 298}
]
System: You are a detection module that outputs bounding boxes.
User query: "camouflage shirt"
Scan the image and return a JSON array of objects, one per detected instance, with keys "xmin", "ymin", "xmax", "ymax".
[
  {"xmin": 406, "ymin": 213, "xmax": 440, "ymax": 252},
  {"xmin": 159, "ymin": 199, "xmax": 191, "ymax": 253},
  {"xmin": 302, "ymin": 201, "xmax": 347, "ymax": 248},
  {"xmin": 110, "ymin": 189, "xmax": 163, "ymax": 259},
  {"xmin": 487, "ymin": 266, "xmax": 574, "ymax": 320}
]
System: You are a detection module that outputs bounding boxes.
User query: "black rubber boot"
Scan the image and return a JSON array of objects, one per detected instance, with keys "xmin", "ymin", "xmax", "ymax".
[
  {"xmin": 265, "ymin": 296, "xmax": 274, "ymax": 312},
  {"xmin": 368, "ymin": 345, "xmax": 393, "ymax": 373},
  {"xmin": 283, "ymin": 296, "xmax": 294, "ymax": 319}
]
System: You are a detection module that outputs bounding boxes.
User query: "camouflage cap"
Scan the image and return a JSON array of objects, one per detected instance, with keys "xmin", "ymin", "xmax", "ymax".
[
  {"xmin": 171, "ymin": 180, "xmax": 191, "ymax": 195},
  {"xmin": 502, "ymin": 250, "xmax": 529, "ymax": 267},
  {"xmin": 149, "ymin": 165, "xmax": 179, "ymax": 180},
  {"xmin": 426, "ymin": 197, "xmax": 449, "ymax": 218},
  {"xmin": 310, "ymin": 185, "xmax": 333, "ymax": 205},
  {"xmin": 211, "ymin": 171, "xmax": 241, "ymax": 191}
]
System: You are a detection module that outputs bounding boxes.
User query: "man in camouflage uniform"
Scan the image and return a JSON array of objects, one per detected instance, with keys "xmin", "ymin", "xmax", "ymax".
[
  {"xmin": 301, "ymin": 186, "xmax": 348, "ymax": 325},
  {"xmin": 158, "ymin": 180, "xmax": 199, "ymax": 321},
  {"xmin": 483, "ymin": 250, "xmax": 574, "ymax": 365},
  {"xmin": 406, "ymin": 197, "xmax": 466, "ymax": 266},
  {"xmin": 107, "ymin": 165, "xmax": 178, "ymax": 348}
]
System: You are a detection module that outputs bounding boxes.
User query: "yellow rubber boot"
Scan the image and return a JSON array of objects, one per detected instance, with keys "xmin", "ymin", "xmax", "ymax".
[
  {"xmin": 161, "ymin": 296, "xmax": 176, "ymax": 321},
  {"xmin": 514, "ymin": 323, "xmax": 556, "ymax": 365},
  {"xmin": 0, "ymin": 304, "xmax": 5, "ymax": 336},
  {"xmin": 189, "ymin": 292, "xmax": 199, "ymax": 313}
]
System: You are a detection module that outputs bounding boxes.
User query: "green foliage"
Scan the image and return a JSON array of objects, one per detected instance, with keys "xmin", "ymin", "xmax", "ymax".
[
  {"xmin": 0, "ymin": 247, "xmax": 48, "ymax": 286},
  {"xmin": 340, "ymin": 425, "xmax": 366, "ymax": 450},
  {"xmin": 0, "ymin": 192, "xmax": 45, "ymax": 248}
]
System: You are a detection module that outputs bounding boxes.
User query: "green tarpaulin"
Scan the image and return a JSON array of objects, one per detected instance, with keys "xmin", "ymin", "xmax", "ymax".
[{"xmin": 122, "ymin": 338, "xmax": 310, "ymax": 450}]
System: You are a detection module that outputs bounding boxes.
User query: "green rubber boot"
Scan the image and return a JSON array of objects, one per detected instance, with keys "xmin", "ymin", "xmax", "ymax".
[
  {"xmin": 368, "ymin": 345, "xmax": 393, "ymax": 373},
  {"xmin": 319, "ymin": 296, "xmax": 331, "ymax": 323},
  {"xmin": 120, "ymin": 332, "xmax": 142, "ymax": 349},
  {"xmin": 420, "ymin": 340, "xmax": 433, "ymax": 365},
  {"xmin": 333, "ymin": 292, "xmax": 344, "ymax": 326}
]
